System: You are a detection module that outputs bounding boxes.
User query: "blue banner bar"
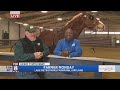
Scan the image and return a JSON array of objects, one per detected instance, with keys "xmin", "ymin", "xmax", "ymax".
[{"xmin": 18, "ymin": 65, "xmax": 98, "ymax": 72}]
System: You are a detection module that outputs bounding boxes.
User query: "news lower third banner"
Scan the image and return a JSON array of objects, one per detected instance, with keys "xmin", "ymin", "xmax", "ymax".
[
  {"xmin": 0, "ymin": 62, "xmax": 120, "ymax": 72},
  {"xmin": 16, "ymin": 65, "xmax": 120, "ymax": 72},
  {"xmin": 1, "ymin": 63, "xmax": 120, "ymax": 72}
]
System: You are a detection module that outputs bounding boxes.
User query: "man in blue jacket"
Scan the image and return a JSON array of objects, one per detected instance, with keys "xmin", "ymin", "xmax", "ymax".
[{"xmin": 53, "ymin": 28, "xmax": 82, "ymax": 57}]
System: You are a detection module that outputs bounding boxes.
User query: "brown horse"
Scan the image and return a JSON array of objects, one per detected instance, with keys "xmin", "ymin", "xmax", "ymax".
[{"xmin": 38, "ymin": 12, "xmax": 105, "ymax": 54}]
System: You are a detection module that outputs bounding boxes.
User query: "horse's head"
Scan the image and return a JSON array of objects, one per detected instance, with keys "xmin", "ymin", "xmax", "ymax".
[
  {"xmin": 83, "ymin": 12, "xmax": 105, "ymax": 31},
  {"xmin": 95, "ymin": 20, "xmax": 105, "ymax": 31},
  {"xmin": 63, "ymin": 12, "xmax": 105, "ymax": 38}
]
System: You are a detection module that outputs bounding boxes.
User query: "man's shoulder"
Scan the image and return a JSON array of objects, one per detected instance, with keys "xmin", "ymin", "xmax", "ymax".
[
  {"xmin": 16, "ymin": 38, "xmax": 25, "ymax": 44},
  {"xmin": 36, "ymin": 38, "xmax": 44, "ymax": 44},
  {"xmin": 36, "ymin": 38, "xmax": 42, "ymax": 41},
  {"xmin": 73, "ymin": 39, "xmax": 80, "ymax": 43},
  {"xmin": 17, "ymin": 38, "xmax": 24, "ymax": 43},
  {"xmin": 19, "ymin": 38, "xmax": 25, "ymax": 41},
  {"xmin": 74, "ymin": 39, "xmax": 80, "ymax": 42},
  {"xmin": 58, "ymin": 38, "xmax": 65, "ymax": 42}
]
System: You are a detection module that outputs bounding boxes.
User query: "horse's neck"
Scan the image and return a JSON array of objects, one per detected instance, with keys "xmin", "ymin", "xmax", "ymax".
[
  {"xmin": 52, "ymin": 29, "xmax": 64, "ymax": 45},
  {"xmin": 64, "ymin": 19, "xmax": 86, "ymax": 38},
  {"xmin": 57, "ymin": 29, "xmax": 65, "ymax": 40},
  {"xmin": 55, "ymin": 15, "xmax": 87, "ymax": 40}
]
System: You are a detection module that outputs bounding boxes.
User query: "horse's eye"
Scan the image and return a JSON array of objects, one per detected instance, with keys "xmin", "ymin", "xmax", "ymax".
[{"xmin": 89, "ymin": 15, "xmax": 94, "ymax": 20}]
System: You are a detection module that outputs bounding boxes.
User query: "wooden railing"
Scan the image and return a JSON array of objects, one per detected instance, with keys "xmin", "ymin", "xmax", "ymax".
[
  {"xmin": 0, "ymin": 40, "xmax": 18, "ymax": 46},
  {"xmin": 79, "ymin": 36, "xmax": 112, "ymax": 47},
  {"xmin": 0, "ymin": 40, "xmax": 18, "ymax": 52}
]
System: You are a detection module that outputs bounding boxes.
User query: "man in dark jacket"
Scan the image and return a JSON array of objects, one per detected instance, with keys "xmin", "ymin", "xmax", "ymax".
[{"xmin": 14, "ymin": 26, "xmax": 49, "ymax": 79}]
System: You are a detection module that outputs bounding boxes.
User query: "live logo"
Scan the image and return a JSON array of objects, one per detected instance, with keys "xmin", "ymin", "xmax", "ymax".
[
  {"xmin": 10, "ymin": 14, "xmax": 20, "ymax": 18},
  {"xmin": 10, "ymin": 11, "xmax": 20, "ymax": 18}
]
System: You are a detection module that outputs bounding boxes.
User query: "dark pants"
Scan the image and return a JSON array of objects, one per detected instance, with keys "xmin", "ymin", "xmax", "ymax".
[
  {"xmin": 15, "ymin": 57, "xmax": 49, "ymax": 79},
  {"xmin": 37, "ymin": 72, "xmax": 45, "ymax": 79},
  {"xmin": 15, "ymin": 72, "xmax": 45, "ymax": 79},
  {"xmin": 15, "ymin": 72, "xmax": 40, "ymax": 79}
]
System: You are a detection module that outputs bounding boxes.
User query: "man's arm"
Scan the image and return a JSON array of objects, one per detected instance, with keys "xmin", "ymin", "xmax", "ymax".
[
  {"xmin": 42, "ymin": 41, "xmax": 49, "ymax": 57},
  {"xmin": 53, "ymin": 40, "xmax": 63, "ymax": 56},
  {"xmin": 70, "ymin": 41, "xmax": 82, "ymax": 57},
  {"xmin": 14, "ymin": 41, "xmax": 35, "ymax": 61}
]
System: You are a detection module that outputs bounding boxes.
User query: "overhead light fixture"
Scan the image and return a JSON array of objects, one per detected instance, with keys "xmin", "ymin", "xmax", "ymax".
[
  {"xmin": 39, "ymin": 27, "xmax": 43, "ymax": 29},
  {"xmin": 15, "ymin": 22, "xmax": 23, "ymax": 24},
  {"xmin": 34, "ymin": 26, "xmax": 39, "ymax": 28},
  {"xmin": 23, "ymin": 23, "xmax": 28, "ymax": 26},
  {"xmin": 116, "ymin": 40, "xmax": 120, "ymax": 43},
  {"xmin": 0, "ymin": 17, "xmax": 2, "ymax": 20},
  {"xmin": 49, "ymin": 29, "xmax": 53, "ymax": 31},
  {"xmin": 41, "ymin": 11, "xmax": 48, "ymax": 13},
  {"xmin": 91, "ymin": 11, "xmax": 98, "ymax": 13},
  {"xmin": 57, "ymin": 17, "xmax": 62, "ymax": 21}
]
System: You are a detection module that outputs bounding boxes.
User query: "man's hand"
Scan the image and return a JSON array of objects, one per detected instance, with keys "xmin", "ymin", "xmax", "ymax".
[
  {"xmin": 61, "ymin": 51, "xmax": 69, "ymax": 57},
  {"xmin": 39, "ymin": 52, "xmax": 43, "ymax": 58},
  {"xmin": 34, "ymin": 52, "xmax": 40, "ymax": 59},
  {"xmin": 34, "ymin": 52, "xmax": 43, "ymax": 60}
]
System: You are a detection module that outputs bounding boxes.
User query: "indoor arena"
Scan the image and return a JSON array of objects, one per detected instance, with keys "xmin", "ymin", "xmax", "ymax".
[{"xmin": 0, "ymin": 11, "xmax": 120, "ymax": 79}]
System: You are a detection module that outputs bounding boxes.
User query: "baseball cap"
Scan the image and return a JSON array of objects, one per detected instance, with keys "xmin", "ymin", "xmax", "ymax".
[{"xmin": 25, "ymin": 26, "xmax": 36, "ymax": 33}]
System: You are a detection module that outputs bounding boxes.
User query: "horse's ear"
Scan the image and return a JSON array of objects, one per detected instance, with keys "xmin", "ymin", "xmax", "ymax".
[{"xmin": 82, "ymin": 11, "xmax": 90, "ymax": 18}]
